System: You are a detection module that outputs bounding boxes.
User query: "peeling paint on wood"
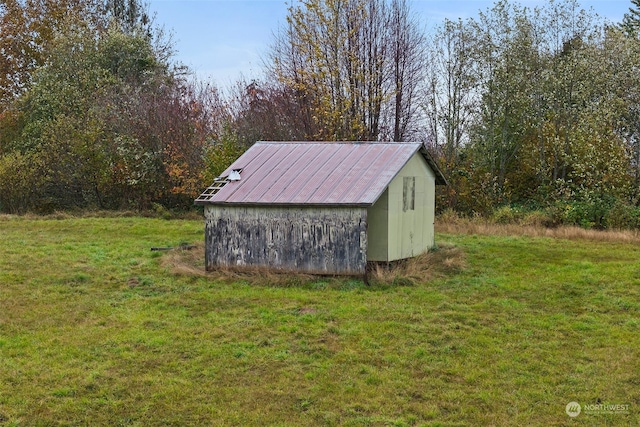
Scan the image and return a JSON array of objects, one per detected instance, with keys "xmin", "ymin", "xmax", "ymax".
[{"xmin": 205, "ymin": 206, "xmax": 368, "ymax": 275}]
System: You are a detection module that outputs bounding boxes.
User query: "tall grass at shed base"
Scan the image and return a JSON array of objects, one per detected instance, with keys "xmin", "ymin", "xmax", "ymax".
[{"xmin": 161, "ymin": 242, "xmax": 466, "ymax": 287}]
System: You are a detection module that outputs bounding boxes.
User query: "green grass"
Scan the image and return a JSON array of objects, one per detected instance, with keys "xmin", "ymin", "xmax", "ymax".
[{"xmin": 0, "ymin": 216, "xmax": 639, "ymax": 426}]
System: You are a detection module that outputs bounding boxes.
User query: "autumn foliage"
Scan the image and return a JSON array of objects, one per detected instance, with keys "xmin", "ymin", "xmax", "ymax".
[
  {"xmin": 0, "ymin": 0, "xmax": 213, "ymax": 212},
  {"xmin": 3, "ymin": 0, "xmax": 640, "ymax": 229}
]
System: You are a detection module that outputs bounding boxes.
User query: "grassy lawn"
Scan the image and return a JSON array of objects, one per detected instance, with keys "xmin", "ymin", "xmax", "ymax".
[{"xmin": 0, "ymin": 216, "xmax": 638, "ymax": 426}]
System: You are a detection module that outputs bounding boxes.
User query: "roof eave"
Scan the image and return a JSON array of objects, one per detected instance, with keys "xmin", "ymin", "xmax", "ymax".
[
  {"xmin": 363, "ymin": 143, "xmax": 448, "ymax": 207},
  {"xmin": 419, "ymin": 145, "xmax": 448, "ymax": 186},
  {"xmin": 194, "ymin": 201, "xmax": 374, "ymax": 208}
]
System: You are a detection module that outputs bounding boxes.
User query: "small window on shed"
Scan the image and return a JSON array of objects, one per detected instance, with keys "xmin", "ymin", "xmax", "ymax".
[{"xmin": 403, "ymin": 177, "xmax": 415, "ymax": 212}]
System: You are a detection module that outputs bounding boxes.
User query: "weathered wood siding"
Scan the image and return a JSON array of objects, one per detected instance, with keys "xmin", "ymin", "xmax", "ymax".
[{"xmin": 204, "ymin": 205, "xmax": 368, "ymax": 275}]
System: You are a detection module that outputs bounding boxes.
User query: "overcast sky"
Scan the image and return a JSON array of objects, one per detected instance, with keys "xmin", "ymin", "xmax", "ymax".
[{"xmin": 147, "ymin": 0, "xmax": 632, "ymax": 85}]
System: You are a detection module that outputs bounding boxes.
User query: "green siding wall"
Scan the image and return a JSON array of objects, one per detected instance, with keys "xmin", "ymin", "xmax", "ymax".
[
  {"xmin": 375, "ymin": 153, "xmax": 436, "ymax": 262},
  {"xmin": 366, "ymin": 188, "xmax": 389, "ymax": 261}
]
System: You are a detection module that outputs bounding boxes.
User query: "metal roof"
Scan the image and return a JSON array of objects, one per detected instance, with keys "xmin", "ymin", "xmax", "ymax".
[{"xmin": 195, "ymin": 141, "xmax": 447, "ymax": 206}]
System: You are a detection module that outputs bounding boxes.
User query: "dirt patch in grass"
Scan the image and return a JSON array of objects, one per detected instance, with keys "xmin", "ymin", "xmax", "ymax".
[
  {"xmin": 161, "ymin": 242, "xmax": 466, "ymax": 286},
  {"xmin": 160, "ymin": 243, "xmax": 208, "ymax": 277}
]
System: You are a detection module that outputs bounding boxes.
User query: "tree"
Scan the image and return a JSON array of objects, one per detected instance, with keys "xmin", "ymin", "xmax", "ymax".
[
  {"xmin": 426, "ymin": 0, "xmax": 635, "ymax": 215},
  {"xmin": 427, "ymin": 18, "xmax": 478, "ymax": 161},
  {"xmin": 0, "ymin": 2, "xmax": 211, "ymax": 212},
  {"xmin": 620, "ymin": 0, "xmax": 640, "ymax": 37},
  {"xmin": 226, "ymin": 79, "xmax": 307, "ymax": 145},
  {"xmin": 466, "ymin": 0, "xmax": 539, "ymax": 203},
  {"xmin": 104, "ymin": 0, "xmax": 151, "ymax": 36},
  {"xmin": 606, "ymin": 24, "xmax": 640, "ymax": 198},
  {"xmin": 426, "ymin": 18, "xmax": 480, "ymax": 211},
  {"xmin": 3, "ymin": 21, "xmax": 158, "ymax": 210},
  {"xmin": 266, "ymin": 0, "xmax": 427, "ymax": 141},
  {"xmin": 385, "ymin": 0, "xmax": 427, "ymax": 142},
  {"xmin": 0, "ymin": 0, "xmax": 94, "ymax": 107}
]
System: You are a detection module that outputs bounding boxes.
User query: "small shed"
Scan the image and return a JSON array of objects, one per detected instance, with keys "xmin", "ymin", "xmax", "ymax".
[{"xmin": 195, "ymin": 141, "xmax": 447, "ymax": 275}]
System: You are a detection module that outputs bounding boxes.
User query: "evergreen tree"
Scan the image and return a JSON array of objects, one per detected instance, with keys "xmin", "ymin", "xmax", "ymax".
[{"xmin": 620, "ymin": 0, "xmax": 640, "ymax": 37}]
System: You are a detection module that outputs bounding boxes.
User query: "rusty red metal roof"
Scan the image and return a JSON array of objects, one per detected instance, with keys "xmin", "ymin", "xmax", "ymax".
[{"xmin": 195, "ymin": 141, "xmax": 446, "ymax": 206}]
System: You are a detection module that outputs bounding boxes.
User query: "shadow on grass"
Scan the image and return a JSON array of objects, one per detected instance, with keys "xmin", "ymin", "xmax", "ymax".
[{"xmin": 160, "ymin": 242, "xmax": 466, "ymax": 289}]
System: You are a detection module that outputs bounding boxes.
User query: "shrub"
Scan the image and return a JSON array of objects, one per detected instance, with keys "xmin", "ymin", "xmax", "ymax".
[
  {"xmin": 437, "ymin": 208, "xmax": 462, "ymax": 224},
  {"xmin": 521, "ymin": 210, "xmax": 555, "ymax": 227},
  {"xmin": 605, "ymin": 201, "xmax": 639, "ymax": 229},
  {"xmin": 562, "ymin": 197, "xmax": 614, "ymax": 229},
  {"xmin": 491, "ymin": 205, "xmax": 519, "ymax": 224},
  {"xmin": 0, "ymin": 152, "xmax": 45, "ymax": 214}
]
